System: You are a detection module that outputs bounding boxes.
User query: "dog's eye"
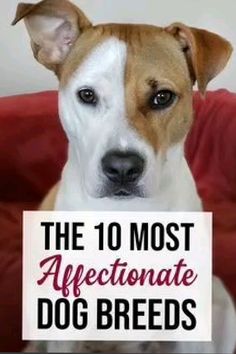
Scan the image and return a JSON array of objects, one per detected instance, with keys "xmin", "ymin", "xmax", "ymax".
[
  {"xmin": 77, "ymin": 88, "xmax": 97, "ymax": 105},
  {"xmin": 150, "ymin": 90, "xmax": 176, "ymax": 110}
]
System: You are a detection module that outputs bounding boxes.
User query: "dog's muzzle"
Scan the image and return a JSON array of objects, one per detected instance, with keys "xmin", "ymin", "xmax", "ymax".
[{"xmin": 101, "ymin": 150, "xmax": 145, "ymax": 198}]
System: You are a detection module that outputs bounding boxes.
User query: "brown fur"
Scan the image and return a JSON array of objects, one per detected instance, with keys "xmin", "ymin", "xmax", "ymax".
[
  {"xmin": 166, "ymin": 23, "xmax": 233, "ymax": 93},
  {"xmin": 123, "ymin": 25, "xmax": 193, "ymax": 151},
  {"xmin": 39, "ymin": 183, "xmax": 59, "ymax": 210}
]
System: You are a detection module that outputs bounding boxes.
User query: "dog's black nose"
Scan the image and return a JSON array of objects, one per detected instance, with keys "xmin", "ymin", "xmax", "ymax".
[{"xmin": 102, "ymin": 151, "xmax": 145, "ymax": 184}]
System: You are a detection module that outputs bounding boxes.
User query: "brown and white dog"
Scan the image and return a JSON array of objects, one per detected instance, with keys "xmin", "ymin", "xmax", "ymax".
[{"xmin": 13, "ymin": 0, "xmax": 236, "ymax": 353}]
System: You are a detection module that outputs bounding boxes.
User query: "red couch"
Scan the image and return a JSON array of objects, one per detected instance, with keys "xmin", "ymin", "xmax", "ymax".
[{"xmin": 0, "ymin": 90, "xmax": 235, "ymax": 352}]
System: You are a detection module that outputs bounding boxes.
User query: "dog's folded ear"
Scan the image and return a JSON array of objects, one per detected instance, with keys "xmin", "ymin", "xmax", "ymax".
[
  {"xmin": 12, "ymin": 0, "xmax": 92, "ymax": 72},
  {"xmin": 166, "ymin": 23, "xmax": 233, "ymax": 94}
]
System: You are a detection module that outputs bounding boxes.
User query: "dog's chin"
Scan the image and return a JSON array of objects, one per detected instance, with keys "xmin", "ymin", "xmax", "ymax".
[
  {"xmin": 110, "ymin": 191, "xmax": 140, "ymax": 200},
  {"xmin": 97, "ymin": 185, "xmax": 146, "ymax": 200},
  {"xmin": 84, "ymin": 185, "xmax": 159, "ymax": 212}
]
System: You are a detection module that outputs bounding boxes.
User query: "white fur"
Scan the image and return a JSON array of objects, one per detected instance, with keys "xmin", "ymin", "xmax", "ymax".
[{"xmin": 48, "ymin": 38, "xmax": 236, "ymax": 353}]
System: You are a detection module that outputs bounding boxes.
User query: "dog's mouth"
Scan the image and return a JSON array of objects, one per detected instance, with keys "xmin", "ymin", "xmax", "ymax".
[
  {"xmin": 99, "ymin": 184, "xmax": 145, "ymax": 199},
  {"xmin": 114, "ymin": 190, "xmax": 132, "ymax": 197}
]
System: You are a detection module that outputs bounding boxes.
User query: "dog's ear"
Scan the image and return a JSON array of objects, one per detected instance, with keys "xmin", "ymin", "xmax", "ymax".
[
  {"xmin": 12, "ymin": 0, "xmax": 92, "ymax": 72},
  {"xmin": 165, "ymin": 23, "xmax": 233, "ymax": 94}
]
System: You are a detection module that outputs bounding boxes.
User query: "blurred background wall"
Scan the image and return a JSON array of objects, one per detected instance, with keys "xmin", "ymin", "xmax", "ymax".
[{"xmin": 0, "ymin": 0, "xmax": 235, "ymax": 96}]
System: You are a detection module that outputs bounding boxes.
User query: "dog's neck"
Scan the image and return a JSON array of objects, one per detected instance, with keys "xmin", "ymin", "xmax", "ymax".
[{"xmin": 55, "ymin": 143, "xmax": 201, "ymax": 212}]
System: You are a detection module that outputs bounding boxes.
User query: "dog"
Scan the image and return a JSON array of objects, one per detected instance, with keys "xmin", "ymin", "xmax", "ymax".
[{"xmin": 13, "ymin": 0, "xmax": 236, "ymax": 352}]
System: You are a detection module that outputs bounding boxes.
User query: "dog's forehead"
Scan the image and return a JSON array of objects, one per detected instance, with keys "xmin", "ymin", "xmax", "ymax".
[{"xmin": 60, "ymin": 24, "xmax": 189, "ymax": 88}]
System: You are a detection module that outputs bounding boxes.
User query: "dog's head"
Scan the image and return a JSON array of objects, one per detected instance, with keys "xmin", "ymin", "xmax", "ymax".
[{"xmin": 13, "ymin": 0, "xmax": 232, "ymax": 201}]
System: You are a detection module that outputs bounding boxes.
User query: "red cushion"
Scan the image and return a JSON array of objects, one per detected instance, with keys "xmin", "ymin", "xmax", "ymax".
[
  {"xmin": 0, "ymin": 202, "xmax": 36, "ymax": 352},
  {"xmin": 0, "ymin": 91, "xmax": 67, "ymax": 202},
  {"xmin": 0, "ymin": 90, "xmax": 235, "ymax": 352},
  {"xmin": 186, "ymin": 90, "xmax": 236, "ymax": 301},
  {"xmin": 0, "ymin": 91, "xmax": 65, "ymax": 351},
  {"xmin": 188, "ymin": 90, "xmax": 236, "ymax": 202}
]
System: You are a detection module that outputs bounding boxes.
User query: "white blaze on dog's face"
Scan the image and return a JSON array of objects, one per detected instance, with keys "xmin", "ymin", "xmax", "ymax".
[
  {"xmin": 60, "ymin": 37, "xmax": 138, "ymax": 199},
  {"xmin": 13, "ymin": 0, "xmax": 232, "ymax": 202}
]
